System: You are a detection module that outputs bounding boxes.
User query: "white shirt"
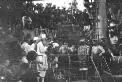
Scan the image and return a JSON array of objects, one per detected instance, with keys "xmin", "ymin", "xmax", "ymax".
[
  {"xmin": 52, "ymin": 43, "xmax": 59, "ymax": 48},
  {"xmin": 92, "ymin": 45, "xmax": 105, "ymax": 55},
  {"xmin": 30, "ymin": 43, "xmax": 36, "ymax": 50},
  {"xmin": 37, "ymin": 41, "xmax": 48, "ymax": 55},
  {"xmin": 36, "ymin": 41, "xmax": 48, "ymax": 73},
  {"xmin": 78, "ymin": 45, "xmax": 90, "ymax": 55},
  {"xmin": 21, "ymin": 42, "xmax": 35, "ymax": 54},
  {"xmin": 59, "ymin": 45, "xmax": 69, "ymax": 54}
]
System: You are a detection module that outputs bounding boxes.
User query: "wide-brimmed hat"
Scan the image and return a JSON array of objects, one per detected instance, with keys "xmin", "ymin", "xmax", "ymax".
[
  {"xmin": 39, "ymin": 33, "xmax": 47, "ymax": 40},
  {"xmin": 33, "ymin": 37, "xmax": 39, "ymax": 41}
]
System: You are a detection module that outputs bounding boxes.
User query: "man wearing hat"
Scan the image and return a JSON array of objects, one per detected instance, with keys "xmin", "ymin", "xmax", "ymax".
[
  {"xmin": 77, "ymin": 38, "xmax": 90, "ymax": 80},
  {"xmin": 34, "ymin": 33, "xmax": 48, "ymax": 82},
  {"xmin": 78, "ymin": 38, "xmax": 90, "ymax": 68}
]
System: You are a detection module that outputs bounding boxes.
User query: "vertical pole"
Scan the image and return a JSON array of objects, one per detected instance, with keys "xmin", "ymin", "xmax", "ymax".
[
  {"xmin": 37, "ymin": 77, "xmax": 40, "ymax": 82},
  {"xmin": 42, "ymin": 77, "xmax": 44, "ymax": 82},
  {"xmin": 68, "ymin": 54, "xmax": 71, "ymax": 82},
  {"xmin": 96, "ymin": 0, "xmax": 107, "ymax": 40}
]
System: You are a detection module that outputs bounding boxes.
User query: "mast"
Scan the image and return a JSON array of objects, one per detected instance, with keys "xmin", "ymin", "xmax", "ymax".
[{"xmin": 96, "ymin": 0, "xmax": 106, "ymax": 40}]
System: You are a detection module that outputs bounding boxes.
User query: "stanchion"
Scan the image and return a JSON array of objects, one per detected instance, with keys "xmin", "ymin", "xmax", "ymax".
[
  {"xmin": 37, "ymin": 76, "xmax": 40, "ymax": 82},
  {"xmin": 90, "ymin": 56, "xmax": 103, "ymax": 82},
  {"xmin": 42, "ymin": 77, "xmax": 45, "ymax": 82},
  {"xmin": 68, "ymin": 53, "xmax": 71, "ymax": 82}
]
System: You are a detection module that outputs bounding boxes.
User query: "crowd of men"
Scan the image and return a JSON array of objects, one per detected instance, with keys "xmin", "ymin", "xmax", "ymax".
[
  {"xmin": 0, "ymin": 1, "xmax": 122, "ymax": 82},
  {"xmin": 0, "ymin": 28, "xmax": 120, "ymax": 82}
]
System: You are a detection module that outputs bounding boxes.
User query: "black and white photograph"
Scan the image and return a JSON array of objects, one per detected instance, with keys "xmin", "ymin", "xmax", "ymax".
[{"xmin": 0, "ymin": 0, "xmax": 122, "ymax": 82}]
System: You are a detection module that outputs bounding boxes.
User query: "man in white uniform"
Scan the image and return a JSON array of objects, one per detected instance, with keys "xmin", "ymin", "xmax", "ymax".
[{"xmin": 35, "ymin": 33, "xmax": 48, "ymax": 82}]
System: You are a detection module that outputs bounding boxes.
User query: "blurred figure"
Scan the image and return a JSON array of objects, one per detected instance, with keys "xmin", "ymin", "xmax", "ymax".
[
  {"xmin": 59, "ymin": 43, "xmax": 69, "ymax": 54},
  {"xmin": 77, "ymin": 38, "xmax": 90, "ymax": 80},
  {"xmin": 106, "ymin": 31, "xmax": 122, "ymax": 75},
  {"xmin": 82, "ymin": 9, "xmax": 91, "ymax": 26},
  {"xmin": 0, "ymin": 59, "xmax": 14, "ymax": 82},
  {"xmin": 78, "ymin": 38, "xmax": 90, "ymax": 70},
  {"xmin": 22, "ymin": 13, "xmax": 32, "ymax": 29},
  {"xmin": 108, "ymin": 31, "xmax": 120, "ymax": 56},
  {"xmin": 107, "ymin": 8, "xmax": 116, "ymax": 21},
  {"xmin": 91, "ymin": 40, "xmax": 105, "ymax": 76},
  {"xmin": 91, "ymin": 41, "xmax": 105, "ymax": 57},
  {"xmin": 109, "ymin": 34, "xmax": 118, "ymax": 45},
  {"xmin": 69, "ymin": 45, "xmax": 77, "ymax": 54},
  {"xmin": 21, "ymin": 34, "xmax": 37, "ymax": 64}
]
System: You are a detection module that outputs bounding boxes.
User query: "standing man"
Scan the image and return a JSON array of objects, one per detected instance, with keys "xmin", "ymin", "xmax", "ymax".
[
  {"xmin": 78, "ymin": 38, "xmax": 90, "ymax": 80},
  {"xmin": 0, "ymin": 59, "xmax": 14, "ymax": 82},
  {"xmin": 35, "ymin": 33, "xmax": 48, "ymax": 82},
  {"xmin": 91, "ymin": 40, "xmax": 105, "ymax": 79},
  {"xmin": 78, "ymin": 38, "xmax": 90, "ymax": 70}
]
